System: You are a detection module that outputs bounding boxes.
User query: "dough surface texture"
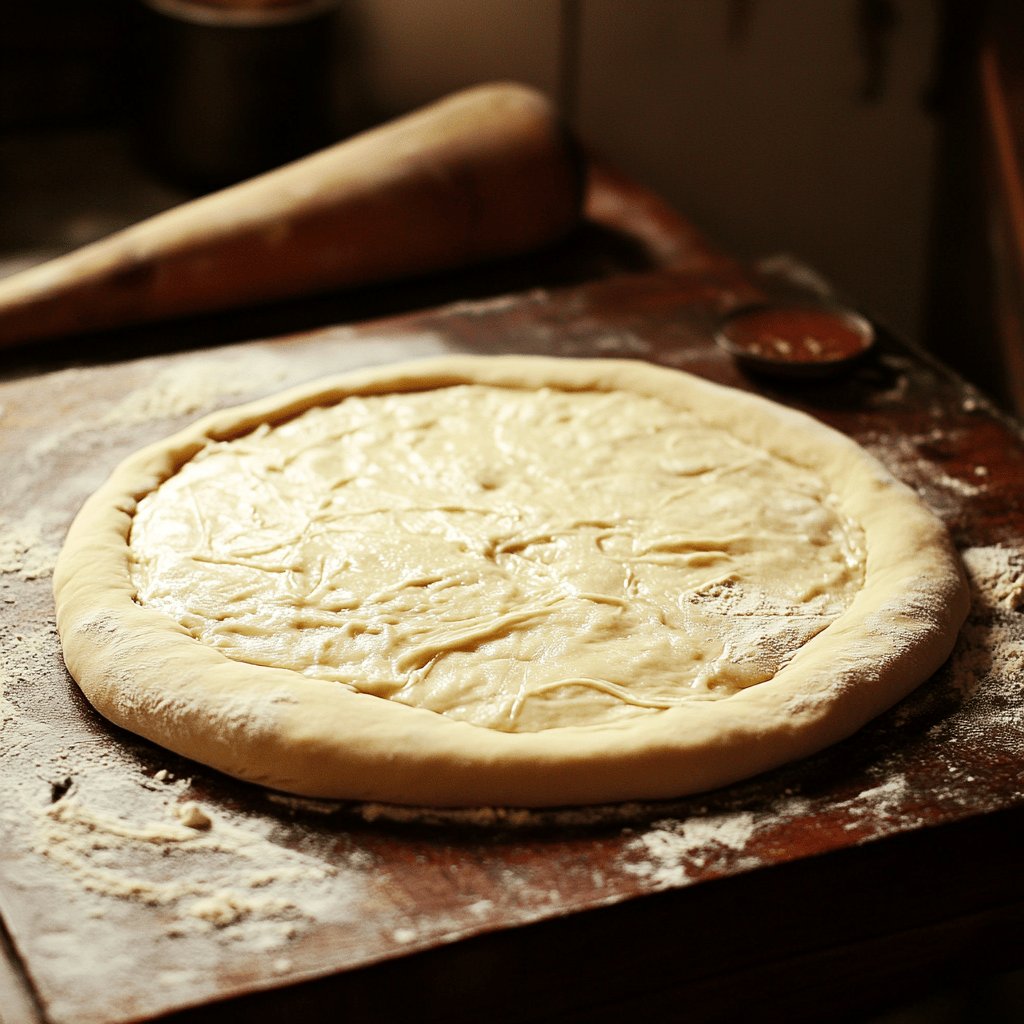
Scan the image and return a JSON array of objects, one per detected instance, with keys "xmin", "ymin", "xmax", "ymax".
[{"xmin": 54, "ymin": 356, "xmax": 969, "ymax": 807}]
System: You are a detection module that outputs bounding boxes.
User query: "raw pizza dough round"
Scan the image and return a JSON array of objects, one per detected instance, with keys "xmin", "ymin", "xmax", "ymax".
[{"xmin": 54, "ymin": 356, "xmax": 969, "ymax": 807}]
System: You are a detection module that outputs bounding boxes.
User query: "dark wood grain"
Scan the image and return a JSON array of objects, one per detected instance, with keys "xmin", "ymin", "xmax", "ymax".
[{"xmin": 0, "ymin": 169, "xmax": 1022, "ymax": 1024}]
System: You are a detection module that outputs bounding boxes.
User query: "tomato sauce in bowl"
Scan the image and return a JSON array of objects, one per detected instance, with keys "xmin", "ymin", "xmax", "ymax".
[{"xmin": 716, "ymin": 304, "xmax": 875, "ymax": 378}]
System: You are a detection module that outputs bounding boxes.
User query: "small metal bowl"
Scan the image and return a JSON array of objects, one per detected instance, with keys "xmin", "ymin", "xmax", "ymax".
[{"xmin": 715, "ymin": 302, "xmax": 875, "ymax": 379}]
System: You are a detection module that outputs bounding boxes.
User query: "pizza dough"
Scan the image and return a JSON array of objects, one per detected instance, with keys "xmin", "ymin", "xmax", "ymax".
[{"xmin": 54, "ymin": 356, "xmax": 969, "ymax": 807}]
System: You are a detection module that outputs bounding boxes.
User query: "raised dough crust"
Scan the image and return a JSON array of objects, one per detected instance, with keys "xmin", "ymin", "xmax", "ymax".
[{"xmin": 54, "ymin": 356, "xmax": 970, "ymax": 807}]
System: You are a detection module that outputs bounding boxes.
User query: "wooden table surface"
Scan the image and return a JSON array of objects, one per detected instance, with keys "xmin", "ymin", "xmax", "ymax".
[{"xmin": 1, "ymin": 167, "xmax": 1023, "ymax": 1024}]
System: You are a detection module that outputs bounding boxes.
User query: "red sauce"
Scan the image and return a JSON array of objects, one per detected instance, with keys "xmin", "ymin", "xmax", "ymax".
[{"xmin": 720, "ymin": 307, "xmax": 871, "ymax": 364}]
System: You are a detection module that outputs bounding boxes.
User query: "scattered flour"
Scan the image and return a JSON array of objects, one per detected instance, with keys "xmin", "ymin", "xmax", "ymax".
[
  {"xmin": 839, "ymin": 774, "xmax": 912, "ymax": 823},
  {"xmin": 623, "ymin": 811, "xmax": 760, "ymax": 888},
  {"xmin": 22, "ymin": 352, "xmax": 289, "ymax": 461},
  {"xmin": 33, "ymin": 795, "xmax": 339, "ymax": 945},
  {"xmin": 98, "ymin": 355, "xmax": 289, "ymax": 428},
  {"xmin": 0, "ymin": 625, "xmax": 58, "ymax": 730},
  {"xmin": 175, "ymin": 801, "xmax": 213, "ymax": 830},
  {"xmin": 868, "ymin": 355, "xmax": 913, "ymax": 406},
  {"xmin": 946, "ymin": 617, "xmax": 1024, "ymax": 710},
  {"xmin": 944, "ymin": 545, "xmax": 1024, "ymax": 709},
  {"xmin": 931, "ymin": 469, "xmax": 983, "ymax": 499},
  {"xmin": 0, "ymin": 515, "xmax": 59, "ymax": 580},
  {"xmin": 592, "ymin": 331, "xmax": 652, "ymax": 355},
  {"xmin": 861, "ymin": 428, "xmax": 985, "ymax": 507},
  {"xmin": 961, "ymin": 545, "xmax": 1024, "ymax": 613}
]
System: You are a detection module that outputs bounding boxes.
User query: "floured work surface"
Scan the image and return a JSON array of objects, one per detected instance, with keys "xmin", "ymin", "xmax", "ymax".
[{"xmin": 3, "ymin": 231, "xmax": 1024, "ymax": 1021}]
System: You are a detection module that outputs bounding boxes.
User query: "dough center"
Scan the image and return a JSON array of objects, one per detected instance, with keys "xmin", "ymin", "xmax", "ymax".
[{"xmin": 129, "ymin": 384, "xmax": 866, "ymax": 732}]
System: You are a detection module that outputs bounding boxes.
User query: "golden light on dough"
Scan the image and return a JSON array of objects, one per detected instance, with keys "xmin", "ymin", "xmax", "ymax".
[{"xmin": 54, "ymin": 357, "xmax": 969, "ymax": 807}]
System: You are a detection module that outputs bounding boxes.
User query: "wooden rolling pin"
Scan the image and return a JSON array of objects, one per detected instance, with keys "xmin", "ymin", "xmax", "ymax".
[{"xmin": 0, "ymin": 82, "xmax": 584, "ymax": 348}]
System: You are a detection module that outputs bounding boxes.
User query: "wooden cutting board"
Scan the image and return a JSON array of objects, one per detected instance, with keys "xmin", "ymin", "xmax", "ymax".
[{"xmin": 1, "ymin": 170, "xmax": 1023, "ymax": 1024}]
